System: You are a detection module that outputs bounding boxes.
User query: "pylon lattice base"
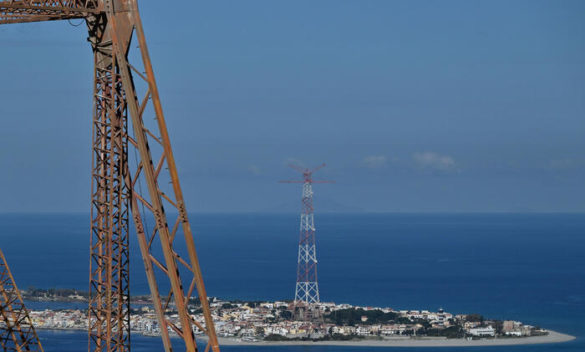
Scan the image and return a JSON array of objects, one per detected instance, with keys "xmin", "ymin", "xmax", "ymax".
[{"xmin": 0, "ymin": 249, "xmax": 44, "ymax": 352}]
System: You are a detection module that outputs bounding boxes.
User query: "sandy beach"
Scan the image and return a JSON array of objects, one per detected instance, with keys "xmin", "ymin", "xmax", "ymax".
[{"xmin": 211, "ymin": 330, "xmax": 575, "ymax": 347}]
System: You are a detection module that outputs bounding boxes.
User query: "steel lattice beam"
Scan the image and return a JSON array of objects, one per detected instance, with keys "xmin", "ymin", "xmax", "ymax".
[
  {"xmin": 0, "ymin": 1, "xmax": 221, "ymax": 352},
  {"xmin": 0, "ymin": 1, "xmax": 100, "ymax": 24},
  {"xmin": 280, "ymin": 164, "xmax": 333, "ymax": 321},
  {"xmin": 0, "ymin": 249, "xmax": 44, "ymax": 352},
  {"xmin": 88, "ymin": 10, "xmax": 131, "ymax": 352}
]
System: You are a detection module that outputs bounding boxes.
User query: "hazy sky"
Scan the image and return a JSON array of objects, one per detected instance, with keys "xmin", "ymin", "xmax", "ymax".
[{"xmin": 0, "ymin": 0, "xmax": 584, "ymax": 213}]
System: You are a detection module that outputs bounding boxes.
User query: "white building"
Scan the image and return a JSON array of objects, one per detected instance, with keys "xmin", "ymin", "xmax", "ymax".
[{"xmin": 467, "ymin": 326, "xmax": 495, "ymax": 337}]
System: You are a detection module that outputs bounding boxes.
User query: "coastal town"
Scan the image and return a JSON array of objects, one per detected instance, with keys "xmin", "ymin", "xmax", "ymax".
[{"xmin": 24, "ymin": 289, "xmax": 547, "ymax": 343}]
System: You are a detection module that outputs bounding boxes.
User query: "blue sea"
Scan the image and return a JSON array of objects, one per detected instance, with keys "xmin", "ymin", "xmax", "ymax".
[{"xmin": 1, "ymin": 213, "xmax": 584, "ymax": 351}]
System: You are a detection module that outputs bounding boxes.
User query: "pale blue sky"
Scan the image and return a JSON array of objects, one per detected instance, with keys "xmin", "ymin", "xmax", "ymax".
[{"xmin": 0, "ymin": 0, "xmax": 584, "ymax": 212}]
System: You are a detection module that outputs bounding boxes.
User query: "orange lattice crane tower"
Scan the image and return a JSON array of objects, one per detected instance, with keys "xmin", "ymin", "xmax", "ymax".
[
  {"xmin": 0, "ymin": 2, "xmax": 220, "ymax": 352},
  {"xmin": 0, "ymin": 249, "xmax": 44, "ymax": 352}
]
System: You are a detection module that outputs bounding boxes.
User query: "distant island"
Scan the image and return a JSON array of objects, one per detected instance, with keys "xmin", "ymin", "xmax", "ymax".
[{"xmin": 23, "ymin": 287, "xmax": 574, "ymax": 347}]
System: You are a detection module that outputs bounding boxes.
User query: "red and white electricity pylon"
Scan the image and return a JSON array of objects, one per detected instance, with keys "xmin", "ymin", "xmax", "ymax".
[{"xmin": 280, "ymin": 163, "xmax": 334, "ymax": 308}]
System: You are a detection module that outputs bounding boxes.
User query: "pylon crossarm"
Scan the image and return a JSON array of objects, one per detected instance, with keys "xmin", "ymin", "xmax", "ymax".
[{"xmin": 0, "ymin": 0, "xmax": 100, "ymax": 24}]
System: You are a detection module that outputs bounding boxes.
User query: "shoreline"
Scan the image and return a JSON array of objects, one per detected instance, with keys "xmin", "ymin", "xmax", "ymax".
[
  {"xmin": 26, "ymin": 298, "xmax": 577, "ymax": 348},
  {"xmin": 36, "ymin": 327, "xmax": 575, "ymax": 347},
  {"xmin": 210, "ymin": 330, "xmax": 575, "ymax": 347}
]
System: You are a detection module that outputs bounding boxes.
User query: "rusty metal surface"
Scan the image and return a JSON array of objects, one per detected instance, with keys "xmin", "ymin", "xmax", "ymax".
[
  {"xmin": 87, "ymin": 9, "xmax": 131, "ymax": 352},
  {"xmin": 1, "ymin": 1, "xmax": 221, "ymax": 351},
  {"xmin": 0, "ymin": 249, "xmax": 44, "ymax": 352},
  {"xmin": 0, "ymin": 1, "xmax": 101, "ymax": 24}
]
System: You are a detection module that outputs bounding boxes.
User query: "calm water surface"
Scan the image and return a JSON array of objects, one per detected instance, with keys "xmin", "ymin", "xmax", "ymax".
[{"xmin": 1, "ymin": 213, "xmax": 584, "ymax": 351}]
